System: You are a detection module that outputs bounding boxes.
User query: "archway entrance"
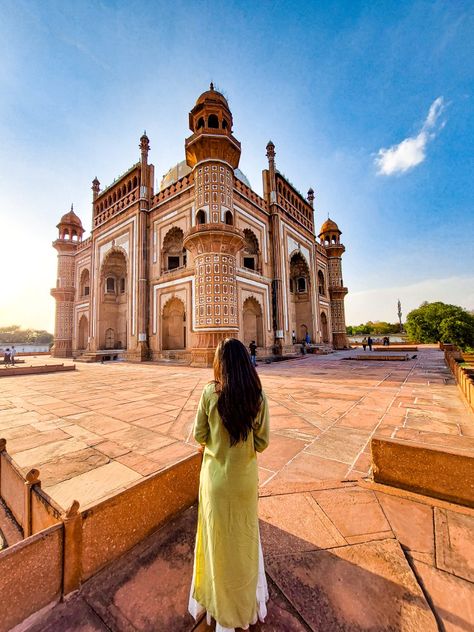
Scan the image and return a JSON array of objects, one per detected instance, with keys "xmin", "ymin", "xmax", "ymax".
[
  {"xmin": 105, "ymin": 328, "xmax": 115, "ymax": 349},
  {"xmin": 321, "ymin": 312, "xmax": 329, "ymax": 343},
  {"xmin": 98, "ymin": 249, "xmax": 128, "ymax": 350},
  {"xmin": 78, "ymin": 315, "xmax": 88, "ymax": 350},
  {"xmin": 243, "ymin": 297, "xmax": 263, "ymax": 347},
  {"xmin": 289, "ymin": 252, "xmax": 312, "ymax": 342},
  {"xmin": 162, "ymin": 298, "xmax": 186, "ymax": 350}
]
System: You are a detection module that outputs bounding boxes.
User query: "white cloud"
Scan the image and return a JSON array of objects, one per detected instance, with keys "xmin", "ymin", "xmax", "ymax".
[
  {"xmin": 345, "ymin": 275, "xmax": 474, "ymax": 325},
  {"xmin": 375, "ymin": 97, "xmax": 446, "ymax": 176}
]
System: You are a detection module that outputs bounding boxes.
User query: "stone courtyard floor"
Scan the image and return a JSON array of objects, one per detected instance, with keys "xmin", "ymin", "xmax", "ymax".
[
  {"xmin": 0, "ymin": 346, "xmax": 473, "ymax": 511},
  {"xmin": 2, "ymin": 346, "xmax": 474, "ymax": 631}
]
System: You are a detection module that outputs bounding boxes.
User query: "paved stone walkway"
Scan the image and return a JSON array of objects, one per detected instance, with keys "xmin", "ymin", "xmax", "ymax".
[
  {"xmin": 0, "ymin": 347, "xmax": 472, "ymax": 510},
  {"xmin": 27, "ymin": 480, "xmax": 474, "ymax": 631}
]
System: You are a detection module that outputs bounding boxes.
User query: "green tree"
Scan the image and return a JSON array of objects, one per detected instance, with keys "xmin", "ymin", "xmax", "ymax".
[
  {"xmin": 405, "ymin": 302, "xmax": 474, "ymax": 349},
  {"xmin": 0, "ymin": 325, "xmax": 53, "ymax": 345}
]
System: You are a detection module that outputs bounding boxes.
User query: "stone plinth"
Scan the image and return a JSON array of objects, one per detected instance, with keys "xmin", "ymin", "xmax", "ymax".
[{"xmin": 371, "ymin": 437, "xmax": 474, "ymax": 508}]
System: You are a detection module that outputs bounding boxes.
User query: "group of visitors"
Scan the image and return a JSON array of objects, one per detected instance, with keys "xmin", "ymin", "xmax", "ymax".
[
  {"xmin": 2, "ymin": 346, "xmax": 17, "ymax": 366},
  {"xmin": 361, "ymin": 336, "xmax": 391, "ymax": 351}
]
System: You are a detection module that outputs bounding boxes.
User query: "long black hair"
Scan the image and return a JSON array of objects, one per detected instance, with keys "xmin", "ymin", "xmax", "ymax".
[{"xmin": 213, "ymin": 338, "xmax": 262, "ymax": 446}]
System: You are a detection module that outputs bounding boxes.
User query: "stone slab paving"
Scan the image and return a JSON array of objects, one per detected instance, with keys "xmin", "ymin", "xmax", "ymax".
[
  {"xmin": 27, "ymin": 480, "xmax": 474, "ymax": 632},
  {"xmin": 0, "ymin": 346, "xmax": 473, "ymax": 511}
]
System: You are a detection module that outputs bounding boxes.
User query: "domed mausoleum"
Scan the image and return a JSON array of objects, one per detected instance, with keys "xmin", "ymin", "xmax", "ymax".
[{"xmin": 51, "ymin": 85, "xmax": 349, "ymax": 363}]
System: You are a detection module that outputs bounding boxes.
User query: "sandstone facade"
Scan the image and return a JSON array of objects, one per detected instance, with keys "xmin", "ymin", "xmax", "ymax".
[{"xmin": 51, "ymin": 86, "xmax": 348, "ymax": 364}]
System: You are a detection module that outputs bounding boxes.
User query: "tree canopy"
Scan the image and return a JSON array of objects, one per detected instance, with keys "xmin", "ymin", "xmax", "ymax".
[
  {"xmin": 346, "ymin": 321, "xmax": 401, "ymax": 336},
  {"xmin": 0, "ymin": 325, "xmax": 53, "ymax": 345},
  {"xmin": 405, "ymin": 302, "xmax": 474, "ymax": 350}
]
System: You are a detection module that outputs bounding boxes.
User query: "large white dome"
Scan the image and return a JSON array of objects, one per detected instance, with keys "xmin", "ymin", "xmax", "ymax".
[{"xmin": 160, "ymin": 160, "xmax": 251, "ymax": 191}]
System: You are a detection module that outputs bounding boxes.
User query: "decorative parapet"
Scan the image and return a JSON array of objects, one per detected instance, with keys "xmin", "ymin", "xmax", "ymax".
[
  {"xmin": 152, "ymin": 173, "xmax": 194, "ymax": 208},
  {"xmin": 233, "ymin": 177, "xmax": 267, "ymax": 211},
  {"xmin": 93, "ymin": 188, "xmax": 139, "ymax": 228},
  {"xmin": 76, "ymin": 236, "xmax": 92, "ymax": 252}
]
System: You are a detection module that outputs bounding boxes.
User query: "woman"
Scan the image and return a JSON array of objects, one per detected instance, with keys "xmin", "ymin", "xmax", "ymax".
[{"xmin": 189, "ymin": 338, "xmax": 270, "ymax": 632}]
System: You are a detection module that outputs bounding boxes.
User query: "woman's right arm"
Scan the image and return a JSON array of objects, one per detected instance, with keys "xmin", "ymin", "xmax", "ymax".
[
  {"xmin": 254, "ymin": 392, "xmax": 270, "ymax": 453},
  {"xmin": 193, "ymin": 386, "xmax": 210, "ymax": 445}
]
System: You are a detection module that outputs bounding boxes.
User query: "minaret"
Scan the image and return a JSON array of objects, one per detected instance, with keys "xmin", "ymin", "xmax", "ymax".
[
  {"xmin": 50, "ymin": 206, "xmax": 84, "ymax": 357},
  {"xmin": 183, "ymin": 84, "xmax": 244, "ymax": 366},
  {"xmin": 265, "ymin": 140, "xmax": 285, "ymax": 354},
  {"xmin": 136, "ymin": 131, "xmax": 151, "ymax": 360},
  {"xmin": 318, "ymin": 218, "xmax": 349, "ymax": 349}
]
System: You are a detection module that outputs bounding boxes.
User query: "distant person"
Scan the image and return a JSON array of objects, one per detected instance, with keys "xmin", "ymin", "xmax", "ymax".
[
  {"xmin": 305, "ymin": 332, "xmax": 310, "ymax": 345},
  {"xmin": 10, "ymin": 346, "xmax": 16, "ymax": 365},
  {"xmin": 292, "ymin": 330, "xmax": 296, "ymax": 344},
  {"xmin": 301, "ymin": 340, "xmax": 307, "ymax": 355},
  {"xmin": 362, "ymin": 337, "xmax": 367, "ymax": 351},
  {"xmin": 3, "ymin": 348, "xmax": 11, "ymax": 366},
  {"xmin": 367, "ymin": 336, "xmax": 373, "ymax": 351},
  {"xmin": 249, "ymin": 340, "xmax": 257, "ymax": 367}
]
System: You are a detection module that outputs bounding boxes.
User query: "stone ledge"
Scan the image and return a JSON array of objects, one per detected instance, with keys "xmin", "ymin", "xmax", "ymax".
[
  {"xmin": 0, "ymin": 364, "xmax": 75, "ymax": 377},
  {"xmin": 371, "ymin": 437, "xmax": 474, "ymax": 508}
]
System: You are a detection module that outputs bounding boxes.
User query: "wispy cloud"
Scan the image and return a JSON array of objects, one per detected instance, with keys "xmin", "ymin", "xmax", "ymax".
[{"xmin": 375, "ymin": 97, "xmax": 446, "ymax": 176}]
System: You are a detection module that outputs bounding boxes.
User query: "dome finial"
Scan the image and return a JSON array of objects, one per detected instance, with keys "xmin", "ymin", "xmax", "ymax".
[
  {"xmin": 71, "ymin": 203, "xmax": 74, "ymax": 212},
  {"xmin": 210, "ymin": 81, "xmax": 214, "ymax": 90}
]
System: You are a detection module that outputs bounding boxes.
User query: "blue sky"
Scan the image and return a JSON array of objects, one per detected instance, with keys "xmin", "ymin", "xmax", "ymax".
[{"xmin": 0, "ymin": 0, "xmax": 472, "ymax": 331}]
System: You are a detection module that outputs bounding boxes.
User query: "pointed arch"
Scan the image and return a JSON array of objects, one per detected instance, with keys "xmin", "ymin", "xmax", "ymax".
[
  {"xmin": 242, "ymin": 228, "xmax": 260, "ymax": 272},
  {"xmin": 78, "ymin": 314, "xmax": 88, "ymax": 350},
  {"xmin": 243, "ymin": 296, "xmax": 264, "ymax": 347},
  {"xmin": 162, "ymin": 226, "xmax": 185, "ymax": 271},
  {"xmin": 162, "ymin": 297, "xmax": 186, "ymax": 350}
]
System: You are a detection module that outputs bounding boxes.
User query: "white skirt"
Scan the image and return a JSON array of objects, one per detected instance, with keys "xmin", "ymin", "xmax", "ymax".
[{"xmin": 188, "ymin": 535, "xmax": 269, "ymax": 632}]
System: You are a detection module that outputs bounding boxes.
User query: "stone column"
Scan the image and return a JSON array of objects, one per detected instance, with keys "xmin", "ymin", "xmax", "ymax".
[
  {"xmin": 265, "ymin": 142, "xmax": 285, "ymax": 354},
  {"xmin": 326, "ymin": 244, "xmax": 349, "ymax": 349},
  {"xmin": 51, "ymin": 241, "xmax": 77, "ymax": 357},
  {"xmin": 135, "ymin": 133, "xmax": 151, "ymax": 360},
  {"xmin": 184, "ymin": 225, "xmax": 244, "ymax": 367}
]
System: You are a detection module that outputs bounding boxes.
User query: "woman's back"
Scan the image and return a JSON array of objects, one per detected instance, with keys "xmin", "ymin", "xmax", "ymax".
[{"xmin": 189, "ymin": 338, "xmax": 270, "ymax": 631}]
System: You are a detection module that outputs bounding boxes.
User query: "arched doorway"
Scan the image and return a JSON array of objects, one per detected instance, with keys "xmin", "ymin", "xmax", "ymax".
[
  {"xmin": 105, "ymin": 328, "xmax": 115, "ymax": 349},
  {"xmin": 243, "ymin": 297, "xmax": 263, "ymax": 347},
  {"xmin": 162, "ymin": 298, "xmax": 186, "ymax": 350},
  {"xmin": 289, "ymin": 252, "xmax": 312, "ymax": 342},
  {"xmin": 99, "ymin": 249, "xmax": 128, "ymax": 350},
  {"xmin": 321, "ymin": 312, "xmax": 329, "ymax": 343},
  {"xmin": 162, "ymin": 227, "xmax": 185, "ymax": 272},
  {"xmin": 78, "ymin": 315, "xmax": 88, "ymax": 350}
]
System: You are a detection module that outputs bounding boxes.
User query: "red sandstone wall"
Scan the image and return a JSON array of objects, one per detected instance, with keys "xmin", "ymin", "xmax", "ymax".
[
  {"xmin": 0, "ymin": 524, "xmax": 63, "ymax": 632},
  {"xmin": 80, "ymin": 453, "xmax": 200, "ymax": 580}
]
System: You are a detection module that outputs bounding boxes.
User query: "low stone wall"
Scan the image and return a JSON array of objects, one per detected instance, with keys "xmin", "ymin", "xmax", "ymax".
[
  {"xmin": 445, "ymin": 349, "xmax": 474, "ymax": 414},
  {"xmin": 0, "ymin": 447, "xmax": 201, "ymax": 630},
  {"xmin": 354, "ymin": 354, "xmax": 409, "ymax": 361},
  {"xmin": 79, "ymin": 452, "xmax": 201, "ymax": 583},
  {"xmin": 371, "ymin": 437, "xmax": 474, "ymax": 507},
  {"xmin": 0, "ymin": 523, "xmax": 63, "ymax": 632},
  {"xmin": 0, "ymin": 440, "xmax": 62, "ymax": 538},
  {"xmin": 0, "ymin": 364, "xmax": 75, "ymax": 377},
  {"xmin": 373, "ymin": 346, "xmax": 418, "ymax": 352},
  {"xmin": 16, "ymin": 352, "xmax": 51, "ymax": 357}
]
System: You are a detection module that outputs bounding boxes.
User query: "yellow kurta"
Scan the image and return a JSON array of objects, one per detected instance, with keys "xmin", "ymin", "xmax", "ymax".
[{"xmin": 191, "ymin": 382, "xmax": 270, "ymax": 629}]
